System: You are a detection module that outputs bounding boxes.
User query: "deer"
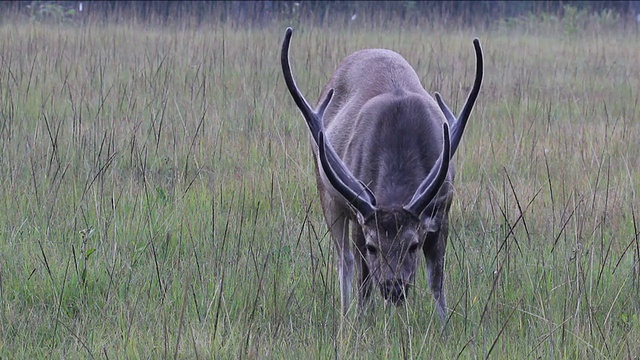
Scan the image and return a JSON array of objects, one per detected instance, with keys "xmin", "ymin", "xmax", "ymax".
[{"xmin": 281, "ymin": 27, "xmax": 483, "ymax": 323}]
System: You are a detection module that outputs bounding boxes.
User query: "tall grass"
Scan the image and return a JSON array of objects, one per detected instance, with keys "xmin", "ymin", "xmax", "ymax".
[{"xmin": 0, "ymin": 9, "xmax": 638, "ymax": 359}]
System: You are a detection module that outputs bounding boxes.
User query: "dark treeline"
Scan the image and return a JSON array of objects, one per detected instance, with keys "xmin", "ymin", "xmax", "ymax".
[{"xmin": 2, "ymin": 1, "xmax": 639, "ymax": 26}]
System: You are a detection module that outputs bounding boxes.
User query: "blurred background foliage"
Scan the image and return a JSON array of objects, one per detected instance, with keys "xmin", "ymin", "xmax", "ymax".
[{"xmin": 2, "ymin": 1, "xmax": 639, "ymax": 27}]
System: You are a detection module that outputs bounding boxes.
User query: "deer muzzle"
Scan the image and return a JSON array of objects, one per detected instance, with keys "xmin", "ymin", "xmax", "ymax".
[{"xmin": 381, "ymin": 280, "xmax": 408, "ymax": 305}]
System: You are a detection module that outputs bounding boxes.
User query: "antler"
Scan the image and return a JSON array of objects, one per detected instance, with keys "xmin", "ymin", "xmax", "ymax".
[
  {"xmin": 281, "ymin": 27, "xmax": 334, "ymax": 146},
  {"xmin": 317, "ymin": 123, "xmax": 450, "ymax": 219},
  {"xmin": 317, "ymin": 131, "xmax": 376, "ymax": 219},
  {"xmin": 435, "ymin": 38, "xmax": 483, "ymax": 157},
  {"xmin": 403, "ymin": 122, "xmax": 451, "ymax": 216}
]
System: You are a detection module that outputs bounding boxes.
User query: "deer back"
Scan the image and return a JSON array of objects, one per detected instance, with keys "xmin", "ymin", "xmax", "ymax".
[{"xmin": 319, "ymin": 49, "xmax": 450, "ymax": 207}]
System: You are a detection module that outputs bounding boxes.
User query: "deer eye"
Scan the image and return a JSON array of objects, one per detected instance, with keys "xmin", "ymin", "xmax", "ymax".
[
  {"xmin": 408, "ymin": 243, "xmax": 420, "ymax": 253},
  {"xmin": 365, "ymin": 244, "xmax": 378, "ymax": 255}
]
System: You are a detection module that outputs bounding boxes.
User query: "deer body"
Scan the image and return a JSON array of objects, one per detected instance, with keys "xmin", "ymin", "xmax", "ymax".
[
  {"xmin": 321, "ymin": 49, "xmax": 448, "ymax": 199},
  {"xmin": 281, "ymin": 28, "xmax": 483, "ymax": 322}
]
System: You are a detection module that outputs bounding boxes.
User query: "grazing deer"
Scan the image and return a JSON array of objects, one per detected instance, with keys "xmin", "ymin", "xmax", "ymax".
[{"xmin": 281, "ymin": 28, "xmax": 483, "ymax": 322}]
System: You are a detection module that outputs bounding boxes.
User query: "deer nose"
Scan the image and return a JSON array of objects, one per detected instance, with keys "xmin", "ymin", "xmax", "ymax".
[{"xmin": 381, "ymin": 280, "xmax": 406, "ymax": 305}]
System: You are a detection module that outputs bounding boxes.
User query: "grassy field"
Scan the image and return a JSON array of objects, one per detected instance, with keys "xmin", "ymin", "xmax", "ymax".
[{"xmin": 0, "ymin": 8, "xmax": 639, "ymax": 359}]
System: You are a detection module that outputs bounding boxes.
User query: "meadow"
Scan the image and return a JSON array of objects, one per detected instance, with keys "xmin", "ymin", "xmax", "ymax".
[{"xmin": 0, "ymin": 7, "xmax": 639, "ymax": 359}]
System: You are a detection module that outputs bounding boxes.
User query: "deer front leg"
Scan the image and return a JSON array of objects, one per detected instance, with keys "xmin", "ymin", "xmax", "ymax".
[
  {"xmin": 330, "ymin": 215, "xmax": 353, "ymax": 316},
  {"xmin": 338, "ymin": 247, "xmax": 354, "ymax": 316},
  {"xmin": 353, "ymin": 223, "xmax": 372, "ymax": 309},
  {"xmin": 424, "ymin": 222, "xmax": 449, "ymax": 324}
]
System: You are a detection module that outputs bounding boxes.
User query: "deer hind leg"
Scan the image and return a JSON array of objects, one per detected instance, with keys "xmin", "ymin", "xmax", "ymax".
[{"xmin": 424, "ymin": 222, "xmax": 449, "ymax": 323}]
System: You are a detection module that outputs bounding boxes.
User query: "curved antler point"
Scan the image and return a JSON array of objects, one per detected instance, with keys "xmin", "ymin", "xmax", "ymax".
[
  {"xmin": 284, "ymin": 28, "xmax": 293, "ymax": 42},
  {"xmin": 473, "ymin": 38, "xmax": 483, "ymax": 54}
]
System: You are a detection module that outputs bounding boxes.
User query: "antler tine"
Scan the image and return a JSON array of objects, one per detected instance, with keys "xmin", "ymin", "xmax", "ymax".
[
  {"xmin": 281, "ymin": 27, "xmax": 333, "ymax": 146},
  {"xmin": 435, "ymin": 92, "xmax": 456, "ymax": 124},
  {"xmin": 435, "ymin": 38, "xmax": 484, "ymax": 158},
  {"xmin": 450, "ymin": 38, "xmax": 483, "ymax": 154},
  {"xmin": 318, "ymin": 131, "xmax": 376, "ymax": 218}
]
